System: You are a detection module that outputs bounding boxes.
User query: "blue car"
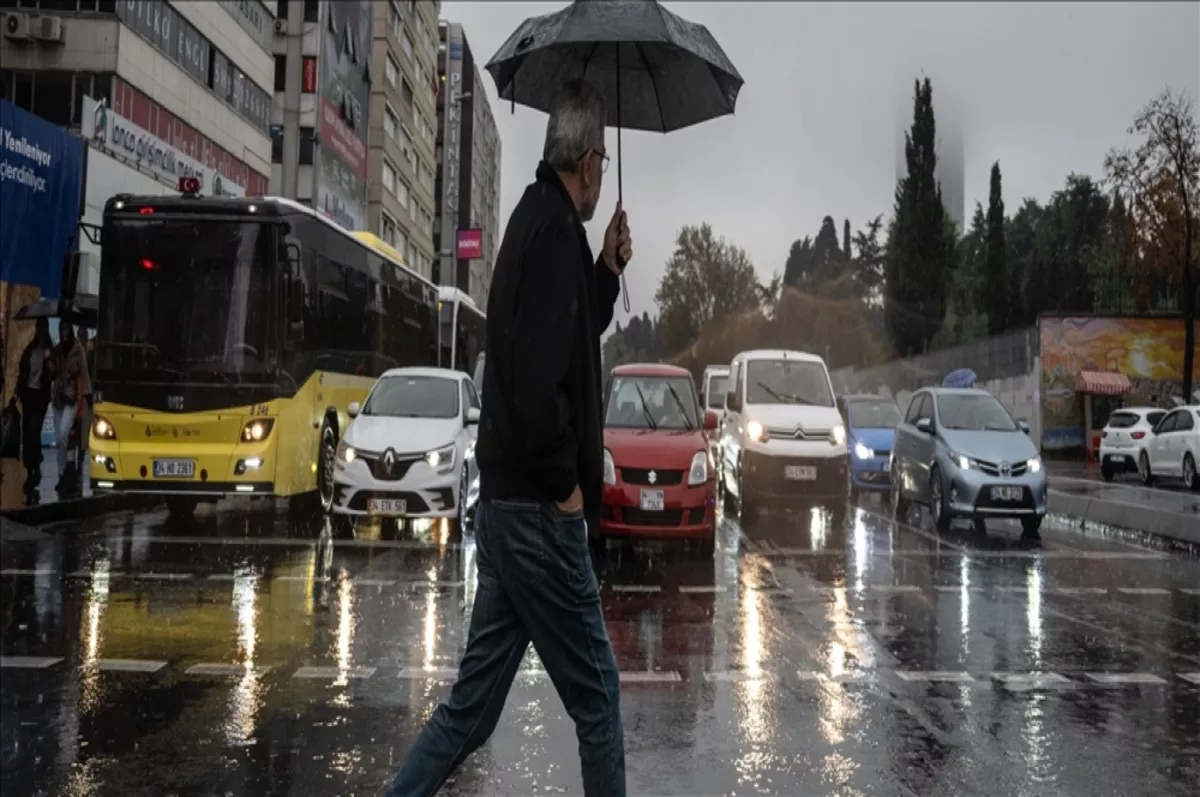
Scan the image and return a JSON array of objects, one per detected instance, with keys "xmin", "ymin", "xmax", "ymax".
[{"xmin": 838, "ymin": 395, "xmax": 903, "ymax": 498}]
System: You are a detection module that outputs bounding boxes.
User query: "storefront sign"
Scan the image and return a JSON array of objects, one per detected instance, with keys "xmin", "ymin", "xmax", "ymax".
[
  {"xmin": 0, "ymin": 101, "xmax": 85, "ymax": 297},
  {"xmin": 83, "ymin": 95, "xmax": 245, "ymax": 198},
  {"xmin": 315, "ymin": 1, "xmax": 372, "ymax": 230},
  {"xmin": 455, "ymin": 228, "xmax": 483, "ymax": 260},
  {"xmin": 219, "ymin": 0, "xmax": 275, "ymax": 54},
  {"xmin": 302, "ymin": 57, "xmax": 317, "ymax": 94}
]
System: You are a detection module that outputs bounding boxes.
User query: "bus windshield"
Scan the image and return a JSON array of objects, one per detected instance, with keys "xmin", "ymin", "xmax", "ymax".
[{"xmin": 98, "ymin": 218, "xmax": 278, "ymax": 383}]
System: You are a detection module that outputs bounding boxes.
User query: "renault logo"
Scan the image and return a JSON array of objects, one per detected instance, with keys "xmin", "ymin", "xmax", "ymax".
[
  {"xmin": 648, "ymin": 470, "xmax": 657, "ymax": 485},
  {"xmin": 999, "ymin": 461, "xmax": 1011, "ymax": 477},
  {"xmin": 383, "ymin": 449, "xmax": 395, "ymax": 473}
]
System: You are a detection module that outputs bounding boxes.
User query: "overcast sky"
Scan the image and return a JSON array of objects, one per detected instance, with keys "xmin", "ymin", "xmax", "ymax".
[{"xmin": 442, "ymin": 1, "xmax": 1200, "ymax": 326}]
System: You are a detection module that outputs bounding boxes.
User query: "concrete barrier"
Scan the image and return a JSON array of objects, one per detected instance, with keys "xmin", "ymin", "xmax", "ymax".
[{"xmin": 1047, "ymin": 484, "xmax": 1200, "ymax": 548}]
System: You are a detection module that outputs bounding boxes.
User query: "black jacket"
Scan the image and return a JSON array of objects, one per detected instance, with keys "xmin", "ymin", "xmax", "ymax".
[{"xmin": 476, "ymin": 162, "xmax": 621, "ymax": 528}]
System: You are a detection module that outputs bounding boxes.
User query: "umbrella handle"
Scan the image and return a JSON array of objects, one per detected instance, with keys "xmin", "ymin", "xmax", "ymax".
[{"xmin": 616, "ymin": 46, "xmax": 630, "ymax": 314}]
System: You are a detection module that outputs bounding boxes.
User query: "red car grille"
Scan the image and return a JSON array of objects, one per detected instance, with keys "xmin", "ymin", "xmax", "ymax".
[
  {"xmin": 620, "ymin": 508, "xmax": 705, "ymax": 526},
  {"xmin": 620, "ymin": 467, "xmax": 684, "ymax": 486}
]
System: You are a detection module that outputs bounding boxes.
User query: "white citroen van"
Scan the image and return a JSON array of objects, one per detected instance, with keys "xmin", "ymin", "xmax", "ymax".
[{"xmin": 719, "ymin": 349, "xmax": 848, "ymax": 520}]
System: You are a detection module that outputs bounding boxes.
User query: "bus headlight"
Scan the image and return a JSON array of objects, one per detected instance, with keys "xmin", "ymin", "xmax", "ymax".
[
  {"xmin": 425, "ymin": 444, "xmax": 456, "ymax": 473},
  {"xmin": 241, "ymin": 419, "xmax": 274, "ymax": 442},
  {"xmin": 92, "ymin": 415, "xmax": 117, "ymax": 440}
]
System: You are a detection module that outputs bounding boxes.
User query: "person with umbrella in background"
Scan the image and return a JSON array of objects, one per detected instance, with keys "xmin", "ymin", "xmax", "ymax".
[
  {"xmin": 385, "ymin": 79, "xmax": 631, "ymax": 797},
  {"xmin": 50, "ymin": 320, "xmax": 89, "ymax": 495},
  {"xmin": 15, "ymin": 318, "xmax": 55, "ymax": 499}
]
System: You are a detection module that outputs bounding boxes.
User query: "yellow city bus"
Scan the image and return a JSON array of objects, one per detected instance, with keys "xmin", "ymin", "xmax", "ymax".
[
  {"xmin": 437, "ymin": 285, "xmax": 486, "ymax": 379},
  {"xmin": 88, "ymin": 192, "xmax": 439, "ymax": 518}
]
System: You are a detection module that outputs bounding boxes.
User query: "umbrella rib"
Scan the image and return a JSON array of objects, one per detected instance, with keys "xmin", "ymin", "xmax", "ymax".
[
  {"xmin": 633, "ymin": 42, "xmax": 667, "ymax": 133},
  {"xmin": 580, "ymin": 41, "xmax": 601, "ymax": 85}
]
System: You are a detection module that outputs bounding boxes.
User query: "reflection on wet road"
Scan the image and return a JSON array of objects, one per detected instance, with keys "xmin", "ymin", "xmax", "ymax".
[{"xmin": 2, "ymin": 499, "xmax": 1199, "ymax": 796}]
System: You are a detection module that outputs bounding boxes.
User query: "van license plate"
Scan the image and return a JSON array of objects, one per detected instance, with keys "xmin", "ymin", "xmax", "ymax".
[
  {"xmin": 784, "ymin": 465, "xmax": 817, "ymax": 481},
  {"xmin": 639, "ymin": 490, "xmax": 665, "ymax": 511},
  {"xmin": 990, "ymin": 486, "xmax": 1023, "ymax": 502},
  {"xmin": 153, "ymin": 459, "xmax": 195, "ymax": 479},
  {"xmin": 368, "ymin": 498, "xmax": 407, "ymax": 516}
]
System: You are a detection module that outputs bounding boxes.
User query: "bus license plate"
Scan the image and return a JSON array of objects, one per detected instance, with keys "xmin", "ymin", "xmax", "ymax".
[
  {"xmin": 368, "ymin": 498, "xmax": 407, "ymax": 516},
  {"xmin": 639, "ymin": 490, "xmax": 665, "ymax": 511},
  {"xmin": 785, "ymin": 465, "xmax": 817, "ymax": 481},
  {"xmin": 153, "ymin": 459, "xmax": 195, "ymax": 479},
  {"xmin": 990, "ymin": 486, "xmax": 1023, "ymax": 502}
]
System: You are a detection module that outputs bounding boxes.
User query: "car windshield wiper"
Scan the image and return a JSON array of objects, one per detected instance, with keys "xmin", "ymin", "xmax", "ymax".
[
  {"xmin": 664, "ymin": 382, "xmax": 694, "ymax": 430},
  {"xmin": 756, "ymin": 381, "xmax": 787, "ymax": 403},
  {"xmin": 633, "ymin": 383, "xmax": 658, "ymax": 431}
]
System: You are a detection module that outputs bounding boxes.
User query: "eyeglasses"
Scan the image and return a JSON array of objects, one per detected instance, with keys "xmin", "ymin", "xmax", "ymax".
[{"xmin": 581, "ymin": 148, "xmax": 610, "ymax": 174}]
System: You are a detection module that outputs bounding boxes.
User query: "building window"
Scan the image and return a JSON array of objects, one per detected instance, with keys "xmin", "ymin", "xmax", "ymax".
[
  {"xmin": 381, "ymin": 212, "xmax": 398, "ymax": 248},
  {"xmin": 382, "ymin": 161, "xmax": 397, "ymax": 194},
  {"xmin": 274, "ymin": 54, "xmax": 287, "ymax": 92},
  {"xmin": 399, "ymin": 124, "xmax": 414, "ymax": 163},
  {"xmin": 401, "ymin": 77, "xmax": 413, "ymax": 107},
  {"xmin": 303, "ymin": 0, "xmax": 319, "ymax": 24},
  {"xmin": 396, "ymin": 179, "xmax": 409, "ymax": 210},
  {"xmin": 389, "ymin": 0, "xmax": 402, "ymax": 40},
  {"xmin": 276, "ymin": 0, "xmax": 288, "ymax": 20},
  {"xmin": 396, "ymin": 228, "xmax": 409, "ymax": 263},
  {"xmin": 386, "ymin": 56, "xmax": 399, "ymax": 89},
  {"xmin": 270, "ymin": 125, "xmax": 284, "ymax": 164},
  {"xmin": 299, "ymin": 127, "xmax": 315, "ymax": 165},
  {"xmin": 384, "ymin": 105, "xmax": 399, "ymax": 142},
  {"xmin": 402, "ymin": 32, "xmax": 414, "ymax": 61}
]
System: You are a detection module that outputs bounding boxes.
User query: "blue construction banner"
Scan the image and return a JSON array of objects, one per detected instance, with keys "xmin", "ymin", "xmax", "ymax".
[{"xmin": 0, "ymin": 100, "xmax": 85, "ymax": 298}]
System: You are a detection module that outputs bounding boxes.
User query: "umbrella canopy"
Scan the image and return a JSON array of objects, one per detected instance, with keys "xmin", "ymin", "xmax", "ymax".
[
  {"xmin": 14, "ymin": 295, "xmax": 98, "ymax": 327},
  {"xmin": 942, "ymin": 368, "xmax": 978, "ymax": 389},
  {"xmin": 486, "ymin": 0, "xmax": 743, "ymax": 134}
]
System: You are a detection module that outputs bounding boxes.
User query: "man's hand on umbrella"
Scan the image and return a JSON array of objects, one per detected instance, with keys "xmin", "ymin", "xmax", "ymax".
[{"xmin": 602, "ymin": 204, "xmax": 631, "ymax": 275}]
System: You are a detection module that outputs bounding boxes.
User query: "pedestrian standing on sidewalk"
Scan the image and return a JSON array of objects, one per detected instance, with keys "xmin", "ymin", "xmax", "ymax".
[
  {"xmin": 76, "ymin": 326, "xmax": 95, "ymax": 485},
  {"xmin": 16, "ymin": 318, "xmax": 54, "ymax": 498},
  {"xmin": 384, "ymin": 78, "xmax": 633, "ymax": 797},
  {"xmin": 50, "ymin": 321, "xmax": 89, "ymax": 492}
]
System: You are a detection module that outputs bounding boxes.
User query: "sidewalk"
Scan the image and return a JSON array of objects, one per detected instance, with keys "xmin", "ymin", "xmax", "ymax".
[
  {"xmin": 1, "ymin": 448, "xmax": 159, "ymax": 526},
  {"xmin": 1046, "ymin": 467, "xmax": 1200, "ymax": 547}
]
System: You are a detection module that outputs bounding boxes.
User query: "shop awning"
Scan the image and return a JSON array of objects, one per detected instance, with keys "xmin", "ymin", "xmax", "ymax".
[{"xmin": 1075, "ymin": 370, "xmax": 1132, "ymax": 396}]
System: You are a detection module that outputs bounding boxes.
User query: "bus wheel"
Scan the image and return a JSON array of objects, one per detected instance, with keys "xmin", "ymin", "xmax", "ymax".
[
  {"xmin": 318, "ymin": 422, "xmax": 337, "ymax": 513},
  {"xmin": 165, "ymin": 496, "xmax": 197, "ymax": 520}
]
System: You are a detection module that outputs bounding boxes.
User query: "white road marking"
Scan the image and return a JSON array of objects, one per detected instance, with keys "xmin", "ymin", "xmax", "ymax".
[
  {"xmin": 619, "ymin": 671, "xmax": 681, "ymax": 683},
  {"xmin": 293, "ymin": 666, "xmax": 376, "ymax": 679},
  {"xmin": 1180, "ymin": 589, "xmax": 1200, "ymax": 596},
  {"xmin": 933, "ymin": 585, "xmax": 962, "ymax": 592},
  {"xmin": 869, "ymin": 585, "xmax": 923, "ymax": 593},
  {"xmin": 275, "ymin": 574, "xmax": 325, "ymax": 582},
  {"xmin": 1050, "ymin": 587, "xmax": 1108, "ymax": 595},
  {"xmin": 703, "ymin": 670, "xmax": 775, "ymax": 682},
  {"xmin": 1179, "ymin": 673, "xmax": 1200, "ymax": 684},
  {"xmin": 351, "ymin": 579, "xmax": 396, "ymax": 587},
  {"xmin": 1117, "ymin": 587, "xmax": 1171, "ymax": 595},
  {"xmin": 0, "ymin": 656, "xmax": 63, "ymax": 669},
  {"xmin": 611, "ymin": 585, "xmax": 661, "ymax": 593},
  {"xmin": 1086, "ymin": 672, "xmax": 1168, "ymax": 685},
  {"xmin": 895, "ymin": 671, "xmax": 974, "ymax": 683},
  {"xmin": 995, "ymin": 586, "xmax": 1028, "ymax": 593},
  {"xmin": 400, "ymin": 580, "xmax": 465, "ymax": 589},
  {"xmin": 0, "ymin": 569, "xmax": 56, "ymax": 576},
  {"xmin": 678, "ymin": 585, "xmax": 727, "ymax": 594},
  {"xmin": 185, "ymin": 663, "xmax": 272, "ymax": 676},
  {"xmin": 68, "ymin": 570, "xmax": 123, "ymax": 578},
  {"xmin": 993, "ymin": 672, "xmax": 1074, "ymax": 691},
  {"xmin": 398, "ymin": 667, "xmax": 459, "ymax": 679},
  {"xmin": 205, "ymin": 574, "xmax": 239, "ymax": 581},
  {"xmin": 796, "ymin": 670, "xmax": 876, "ymax": 684},
  {"xmin": 130, "ymin": 573, "xmax": 194, "ymax": 581},
  {"xmin": 91, "ymin": 659, "xmax": 167, "ymax": 673}
]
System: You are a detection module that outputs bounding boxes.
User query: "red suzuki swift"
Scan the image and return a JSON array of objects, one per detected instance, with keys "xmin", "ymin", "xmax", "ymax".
[{"xmin": 600, "ymin": 364, "xmax": 719, "ymax": 556}]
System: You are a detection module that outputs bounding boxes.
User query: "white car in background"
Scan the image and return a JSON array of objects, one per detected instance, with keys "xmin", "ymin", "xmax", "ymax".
[
  {"xmin": 330, "ymin": 367, "xmax": 481, "ymax": 531},
  {"xmin": 1099, "ymin": 406, "xmax": 1166, "ymax": 482},
  {"xmin": 1139, "ymin": 405, "xmax": 1200, "ymax": 491}
]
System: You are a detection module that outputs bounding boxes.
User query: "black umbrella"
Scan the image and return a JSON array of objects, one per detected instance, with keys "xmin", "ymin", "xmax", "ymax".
[
  {"xmin": 486, "ymin": 0, "xmax": 744, "ymax": 309},
  {"xmin": 14, "ymin": 295, "xmax": 98, "ymax": 327}
]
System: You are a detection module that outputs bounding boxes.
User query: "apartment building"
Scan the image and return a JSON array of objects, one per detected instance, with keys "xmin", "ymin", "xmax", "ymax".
[{"xmin": 435, "ymin": 21, "xmax": 500, "ymax": 308}]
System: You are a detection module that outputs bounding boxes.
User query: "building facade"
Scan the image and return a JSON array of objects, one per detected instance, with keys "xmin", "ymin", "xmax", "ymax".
[
  {"xmin": 362, "ymin": 0, "xmax": 439, "ymax": 281},
  {"xmin": 0, "ymin": 0, "xmax": 275, "ymax": 291},
  {"xmin": 435, "ymin": 21, "xmax": 500, "ymax": 309}
]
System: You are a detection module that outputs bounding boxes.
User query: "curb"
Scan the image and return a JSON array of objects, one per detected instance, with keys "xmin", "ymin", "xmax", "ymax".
[
  {"xmin": 0, "ymin": 492, "xmax": 162, "ymax": 527},
  {"xmin": 1047, "ymin": 488, "xmax": 1200, "ymax": 548}
]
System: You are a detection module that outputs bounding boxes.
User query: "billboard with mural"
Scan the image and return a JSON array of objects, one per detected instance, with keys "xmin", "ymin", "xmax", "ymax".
[
  {"xmin": 1039, "ymin": 315, "xmax": 1200, "ymax": 448},
  {"xmin": 316, "ymin": 0, "xmax": 372, "ymax": 230},
  {"xmin": 0, "ymin": 100, "xmax": 85, "ymax": 298}
]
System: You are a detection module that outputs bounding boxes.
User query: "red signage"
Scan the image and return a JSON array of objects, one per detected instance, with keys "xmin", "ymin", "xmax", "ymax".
[
  {"xmin": 302, "ymin": 57, "xmax": 317, "ymax": 94},
  {"xmin": 456, "ymin": 228, "xmax": 483, "ymax": 260},
  {"xmin": 319, "ymin": 98, "xmax": 368, "ymax": 178}
]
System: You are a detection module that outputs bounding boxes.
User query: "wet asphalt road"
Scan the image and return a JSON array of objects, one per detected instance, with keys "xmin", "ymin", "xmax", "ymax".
[{"xmin": 2, "ymin": 497, "xmax": 1199, "ymax": 797}]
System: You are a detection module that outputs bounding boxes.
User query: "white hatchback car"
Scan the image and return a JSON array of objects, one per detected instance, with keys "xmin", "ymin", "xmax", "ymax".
[
  {"xmin": 1099, "ymin": 406, "xmax": 1166, "ymax": 482},
  {"xmin": 330, "ymin": 367, "xmax": 480, "ymax": 530},
  {"xmin": 1139, "ymin": 405, "xmax": 1200, "ymax": 491}
]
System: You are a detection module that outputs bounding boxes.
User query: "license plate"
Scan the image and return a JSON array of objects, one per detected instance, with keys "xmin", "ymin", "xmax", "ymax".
[
  {"xmin": 639, "ymin": 489, "xmax": 665, "ymax": 511},
  {"xmin": 368, "ymin": 498, "xmax": 407, "ymax": 516},
  {"xmin": 784, "ymin": 465, "xmax": 817, "ymax": 481},
  {"xmin": 1112, "ymin": 454, "xmax": 1126, "ymax": 462},
  {"xmin": 153, "ymin": 459, "xmax": 195, "ymax": 479},
  {"xmin": 990, "ymin": 486, "xmax": 1024, "ymax": 502}
]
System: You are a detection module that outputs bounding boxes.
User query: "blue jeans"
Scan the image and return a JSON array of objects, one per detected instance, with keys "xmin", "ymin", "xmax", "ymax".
[{"xmin": 385, "ymin": 499, "xmax": 625, "ymax": 797}]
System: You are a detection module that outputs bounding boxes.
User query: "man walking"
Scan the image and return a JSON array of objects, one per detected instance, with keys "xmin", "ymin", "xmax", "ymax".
[{"xmin": 385, "ymin": 79, "xmax": 632, "ymax": 797}]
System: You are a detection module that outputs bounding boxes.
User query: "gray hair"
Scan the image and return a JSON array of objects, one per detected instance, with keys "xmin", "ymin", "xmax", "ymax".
[{"xmin": 542, "ymin": 79, "xmax": 606, "ymax": 173}]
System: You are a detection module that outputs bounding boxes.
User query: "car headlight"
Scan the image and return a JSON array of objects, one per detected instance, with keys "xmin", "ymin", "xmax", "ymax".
[
  {"xmin": 830, "ymin": 424, "xmax": 846, "ymax": 446},
  {"xmin": 425, "ymin": 443, "xmax": 456, "ymax": 473},
  {"xmin": 687, "ymin": 450, "xmax": 708, "ymax": 486},
  {"xmin": 950, "ymin": 451, "xmax": 972, "ymax": 470},
  {"xmin": 337, "ymin": 441, "xmax": 356, "ymax": 463},
  {"xmin": 241, "ymin": 418, "xmax": 274, "ymax": 442},
  {"xmin": 92, "ymin": 415, "xmax": 116, "ymax": 440},
  {"xmin": 854, "ymin": 441, "xmax": 874, "ymax": 460},
  {"xmin": 746, "ymin": 420, "xmax": 766, "ymax": 443},
  {"xmin": 603, "ymin": 448, "xmax": 616, "ymax": 485},
  {"xmin": 1026, "ymin": 456, "xmax": 1042, "ymax": 474}
]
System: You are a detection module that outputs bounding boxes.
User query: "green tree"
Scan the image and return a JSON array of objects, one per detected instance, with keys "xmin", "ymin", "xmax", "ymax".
[
  {"xmin": 983, "ymin": 162, "xmax": 1010, "ymax": 334},
  {"xmin": 886, "ymin": 77, "xmax": 951, "ymax": 356},
  {"xmin": 655, "ymin": 223, "xmax": 764, "ymax": 357},
  {"xmin": 851, "ymin": 214, "xmax": 887, "ymax": 295},
  {"xmin": 783, "ymin": 236, "xmax": 814, "ymax": 286},
  {"xmin": 1106, "ymin": 88, "xmax": 1200, "ymax": 400},
  {"xmin": 842, "ymin": 219, "xmax": 852, "ymax": 261}
]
